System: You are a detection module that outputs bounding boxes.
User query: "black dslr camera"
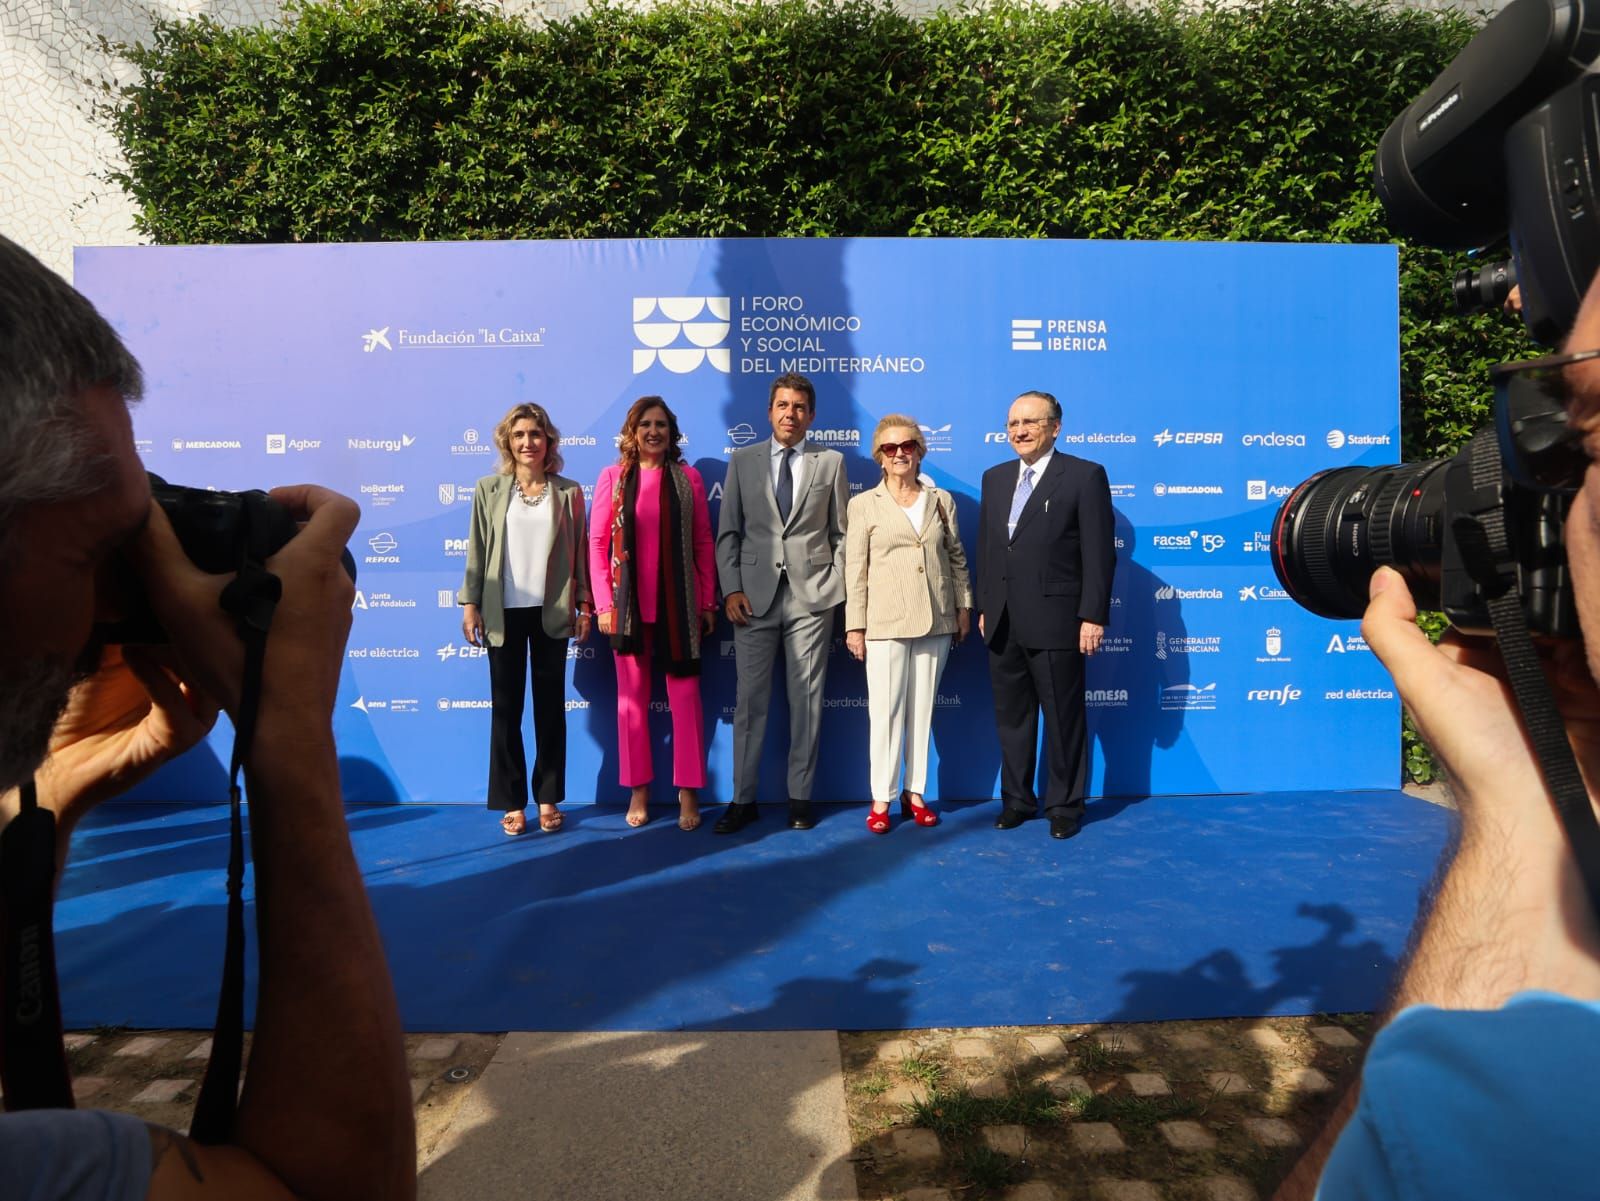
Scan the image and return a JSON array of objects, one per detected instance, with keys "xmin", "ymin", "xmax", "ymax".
[
  {"xmin": 96, "ymin": 473, "xmax": 305, "ymax": 644},
  {"xmin": 1272, "ymin": 0, "xmax": 1600, "ymax": 635}
]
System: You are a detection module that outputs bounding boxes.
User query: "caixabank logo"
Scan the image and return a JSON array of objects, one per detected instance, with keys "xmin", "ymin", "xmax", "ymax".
[{"xmin": 633, "ymin": 297, "xmax": 731, "ymax": 374}]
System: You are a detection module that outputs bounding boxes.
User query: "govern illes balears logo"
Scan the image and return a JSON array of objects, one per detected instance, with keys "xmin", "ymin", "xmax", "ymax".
[{"xmin": 633, "ymin": 297, "xmax": 731, "ymax": 374}]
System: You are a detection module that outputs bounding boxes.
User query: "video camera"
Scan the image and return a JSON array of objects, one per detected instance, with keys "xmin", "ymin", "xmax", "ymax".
[{"xmin": 1272, "ymin": 0, "xmax": 1600, "ymax": 635}]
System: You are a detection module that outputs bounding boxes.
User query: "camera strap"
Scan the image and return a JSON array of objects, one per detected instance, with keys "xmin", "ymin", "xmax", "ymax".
[
  {"xmin": 188, "ymin": 560, "xmax": 281, "ymax": 1145},
  {"xmin": 1458, "ymin": 434, "xmax": 1600, "ymax": 919},
  {"xmin": 0, "ymin": 779, "xmax": 73, "ymax": 1110}
]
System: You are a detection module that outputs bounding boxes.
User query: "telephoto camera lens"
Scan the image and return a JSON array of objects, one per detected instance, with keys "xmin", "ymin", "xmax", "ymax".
[
  {"xmin": 1452, "ymin": 260, "xmax": 1517, "ymax": 314},
  {"xmin": 1271, "ymin": 462, "xmax": 1449, "ymax": 620}
]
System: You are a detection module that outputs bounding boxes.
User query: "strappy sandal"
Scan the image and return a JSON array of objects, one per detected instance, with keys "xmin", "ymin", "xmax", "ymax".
[
  {"xmin": 538, "ymin": 807, "xmax": 564, "ymax": 833},
  {"xmin": 501, "ymin": 810, "xmax": 527, "ymax": 836},
  {"xmin": 677, "ymin": 789, "xmax": 701, "ymax": 832}
]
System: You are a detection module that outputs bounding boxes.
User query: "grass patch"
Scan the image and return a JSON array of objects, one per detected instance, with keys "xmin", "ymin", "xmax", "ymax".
[
  {"xmin": 851, "ymin": 1069, "xmax": 890, "ymax": 1099},
  {"xmin": 954, "ymin": 1145, "xmax": 1026, "ymax": 1197},
  {"xmin": 1064, "ymin": 1090, "xmax": 1208, "ymax": 1130},
  {"xmin": 1076, "ymin": 1036, "xmax": 1133, "ymax": 1073},
  {"xmin": 907, "ymin": 1081, "xmax": 1064, "ymax": 1136},
  {"xmin": 899, "ymin": 1053, "xmax": 945, "ymax": 1089}
]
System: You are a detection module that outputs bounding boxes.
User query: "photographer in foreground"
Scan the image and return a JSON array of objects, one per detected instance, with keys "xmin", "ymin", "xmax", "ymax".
[
  {"xmin": 0, "ymin": 234, "xmax": 415, "ymax": 1200},
  {"xmin": 1277, "ymin": 270, "xmax": 1600, "ymax": 1198}
]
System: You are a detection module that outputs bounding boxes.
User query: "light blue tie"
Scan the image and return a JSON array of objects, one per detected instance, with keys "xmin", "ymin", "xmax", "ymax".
[{"xmin": 1007, "ymin": 466, "xmax": 1034, "ymax": 539}]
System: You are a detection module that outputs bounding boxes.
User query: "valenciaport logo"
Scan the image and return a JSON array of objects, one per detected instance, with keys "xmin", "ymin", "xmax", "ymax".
[
  {"xmin": 1241, "ymin": 432, "xmax": 1307, "ymax": 447},
  {"xmin": 1238, "ymin": 583, "xmax": 1291, "ymax": 601},
  {"xmin": 347, "ymin": 434, "xmax": 416, "ymax": 452},
  {"xmin": 1152, "ymin": 429, "xmax": 1222, "ymax": 447},
  {"xmin": 1247, "ymin": 685, "xmax": 1302, "ymax": 705},
  {"xmin": 1326, "ymin": 633, "xmax": 1372, "ymax": 653},
  {"xmin": 920, "ymin": 422, "xmax": 954, "ymax": 452},
  {"xmin": 451, "ymin": 428, "xmax": 493, "ymax": 457},
  {"xmin": 1085, "ymin": 687, "xmax": 1130, "ymax": 708},
  {"xmin": 1326, "ymin": 429, "xmax": 1393, "ymax": 450},
  {"xmin": 1161, "ymin": 682, "xmax": 1217, "ymax": 711},
  {"xmin": 170, "ymin": 437, "xmax": 243, "ymax": 452},
  {"xmin": 364, "ymin": 532, "xmax": 399, "ymax": 564},
  {"xmin": 633, "ymin": 296, "xmax": 731, "ymax": 374},
  {"xmin": 1154, "ymin": 585, "xmax": 1224, "ymax": 601},
  {"xmin": 1153, "ymin": 483, "xmax": 1224, "ymax": 497}
]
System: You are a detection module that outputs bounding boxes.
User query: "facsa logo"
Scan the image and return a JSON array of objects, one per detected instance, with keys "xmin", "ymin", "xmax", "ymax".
[
  {"xmin": 727, "ymin": 423, "xmax": 759, "ymax": 446},
  {"xmin": 1160, "ymin": 682, "xmax": 1218, "ymax": 711},
  {"xmin": 633, "ymin": 296, "xmax": 731, "ymax": 374},
  {"xmin": 1239, "ymin": 584, "xmax": 1291, "ymax": 601},
  {"xmin": 1241, "ymin": 432, "xmax": 1306, "ymax": 447},
  {"xmin": 362, "ymin": 327, "xmax": 392, "ymax": 353},
  {"xmin": 1247, "ymin": 685, "xmax": 1302, "ymax": 705},
  {"xmin": 1326, "ymin": 633, "xmax": 1372, "ymax": 653},
  {"xmin": 1153, "ymin": 429, "xmax": 1222, "ymax": 447}
]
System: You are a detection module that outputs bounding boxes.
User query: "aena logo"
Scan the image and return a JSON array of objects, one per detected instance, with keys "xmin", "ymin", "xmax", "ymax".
[{"xmin": 633, "ymin": 297, "xmax": 731, "ymax": 374}]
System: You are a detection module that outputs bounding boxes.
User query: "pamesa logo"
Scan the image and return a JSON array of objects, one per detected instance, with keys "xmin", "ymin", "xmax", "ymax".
[{"xmin": 633, "ymin": 297, "xmax": 731, "ymax": 374}]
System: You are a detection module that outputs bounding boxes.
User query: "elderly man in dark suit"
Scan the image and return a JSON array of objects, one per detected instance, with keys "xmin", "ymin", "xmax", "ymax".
[{"xmin": 977, "ymin": 389, "xmax": 1116, "ymax": 839}]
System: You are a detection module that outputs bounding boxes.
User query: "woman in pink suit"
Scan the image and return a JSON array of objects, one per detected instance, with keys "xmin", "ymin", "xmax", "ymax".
[{"xmin": 591, "ymin": 396, "xmax": 719, "ymax": 830}]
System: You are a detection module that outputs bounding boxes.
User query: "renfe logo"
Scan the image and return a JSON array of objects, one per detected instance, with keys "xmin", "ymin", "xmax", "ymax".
[{"xmin": 1246, "ymin": 686, "xmax": 1302, "ymax": 705}]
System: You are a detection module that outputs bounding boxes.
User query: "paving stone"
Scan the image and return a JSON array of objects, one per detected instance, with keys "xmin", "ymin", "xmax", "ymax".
[
  {"xmin": 1275, "ymin": 1066, "xmax": 1334, "ymax": 1093},
  {"xmin": 115, "ymin": 1036, "xmax": 171, "ymax": 1057},
  {"xmin": 1159, "ymin": 1120, "xmax": 1217, "ymax": 1151},
  {"xmin": 1024, "ymin": 1034, "xmax": 1065, "ymax": 1057},
  {"xmin": 953, "ymin": 1037, "xmax": 998, "ymax": 1060},
  {"xmin": 1311, "ymin": 1025, "xmax": 1361, "ymax": 1049},
  {"xmin": 131, "ymin": 1078, "xmax": 192, "ymax": 1104},
  {"xmin": 1205, "ymin": 1071, "xmax": 1253, "ymax": 1094},
  {"xmin": 1044, "ymin": 1070, "xmax": 1094, "ymax": 1099},
  {"xmin": 1167, "ymin": 1030, "xmax": 1213, "ymax": 1051},
  {"xmin": 904, "ymin": 1190, "xmax": 954, "ymax": 1201},
  {"xmin": 890, "ymin": 1126, "xmax": 943, "ymax": 1162},
  {"xmin": 1090, "ymin": 1182, "xmax": 1162, "ymax": 1201},
  {"xmin": 1006, "ymin": 1185, "xmax": 1058, "ymax": 1201},
  {"xmin": 875, "ymin": 1038, "xmax": 916, "ymax": 1061},
  {"xmin": 1200, "ymin": 1177, "xmax": 1257, "ymax": 1201},
  {"xmin": 1100, "ymin": 1031, "xmax": 1145, "ymax": 1054},
  {"xmin": 1070, "ymin": 1122, "xmax": 1126, "ymax": 1153},
  {"xmin": 1244, "ymin": 1117, "xmax": 1301, "ymax": 1148},
  {"xmin": 413, "ymin": 1037, "xmax": 459, "ymax": 1061},
  {"xmin": 969, "ymin": 1074, "xmax": 1009, "ymax": 1099},
  {"xmin": 62, "ymin": 1034, "xmax": 96, "ymax": 1051},
  {"xmin": 982, "ymin": 1124, "xmax": 1028, "ymax": 1157},
  {"xmin": 410, "ymin": 1078, "xmax": 428, "ymax": 1105},
  {"xmin": 1125, "ymin": 1072, "xmax": 1171, "ymax": 1097},
  {"xmin": 186, "ymin": 1038, "xmax": 212, "ymax": 1059},
  {"xmin": 1244, "ymin": 1027, "xmax": 1289, "ymax": 1053},
  {"xmin": 882, "ymin": 1081, "xmax": 930, "ymax": 1106},
  {"xmin": 71, "ymin": 1076, "xmax": 109, "ymax": 1101}
]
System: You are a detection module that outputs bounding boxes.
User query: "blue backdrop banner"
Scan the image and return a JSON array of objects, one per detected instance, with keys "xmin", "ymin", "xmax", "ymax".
[{"xmin": 75, "ymin": 237, "xmax": 1400, "ymax": 804}]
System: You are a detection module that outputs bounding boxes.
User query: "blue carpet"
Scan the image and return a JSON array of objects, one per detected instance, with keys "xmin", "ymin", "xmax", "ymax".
[{"xmin": 56, "ymin": 791, "xmax": 1448, "ymax": 1032}]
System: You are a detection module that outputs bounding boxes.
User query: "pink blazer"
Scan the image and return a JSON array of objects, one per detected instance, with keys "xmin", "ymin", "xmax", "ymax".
[{"xmin": 590, "ymin": 462, "xmax": 718, "ymax": 619}]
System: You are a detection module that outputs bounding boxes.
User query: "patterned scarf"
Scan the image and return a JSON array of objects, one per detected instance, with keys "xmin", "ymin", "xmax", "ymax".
[{"xmin": 608, "ymin": 461, "xmax": 701, "ymax": 676}]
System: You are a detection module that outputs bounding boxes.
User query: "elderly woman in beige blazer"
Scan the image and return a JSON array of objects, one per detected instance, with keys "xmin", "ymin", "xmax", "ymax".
[{"xmin": 844, "ymin": 414, "xmax": 973, "ymax": 833}]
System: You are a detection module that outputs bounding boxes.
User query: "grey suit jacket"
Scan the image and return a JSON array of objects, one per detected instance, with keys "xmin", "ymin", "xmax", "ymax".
[
  {"xmin": 716, "ymin": 439, "xmax": 848, "ymax": 617},
  {"xmin": 457, "ymin": 472, "xmax": 591, "ymax": 646},
  {"xmin": 844, "ymin": 482, "xmax": 973, "ymax": 639}
]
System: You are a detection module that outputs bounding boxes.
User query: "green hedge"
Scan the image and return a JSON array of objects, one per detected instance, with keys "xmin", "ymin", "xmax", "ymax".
[{"xmin": 106, "ymin": 0, "xmax": 1530, "ymax": 782}]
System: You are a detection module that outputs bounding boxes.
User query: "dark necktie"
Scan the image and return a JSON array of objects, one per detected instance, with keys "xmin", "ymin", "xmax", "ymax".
[{"xmin": 776, "ymin": 447, "xmax": 795, "ymax": 522}]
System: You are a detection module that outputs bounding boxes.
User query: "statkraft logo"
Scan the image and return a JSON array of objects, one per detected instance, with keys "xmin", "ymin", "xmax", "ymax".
[
  {"xmin": 348, "ymin": 434, "xmax": 415, "ymax": 452},
  {"xmin": 1327, "ymin": 429, "xmax": 1393, "ymax": 450},
  {"xmin": 1241, "ymin": 432, "xmax": 1307, "ymax": 447},
  {"xmin": 1160, "ymin": 682, "xmax": 1217, "ymax": 711},
  {"xmin": 1246, "ymin": 685, "xmax": 1301, "ymax": 705},
  {"xmin": 1085, "ymin": 687, "xmax": 1130, "ymax": 708},
  {"xmin": 1326, "ymin": 633, "xmax": 1372, "ymax": 653},
  {"xmin": 633, "ymin": 296, "xmax": 731, "ymax": 374},
  {"xmin": 1155, "ymin": 585, "xmax": 1224, "ymax": 600},
  {"xmin": 1152, "ymin": 429, "xmax": 1222, "ymax": 447},
  {"xmin": 1239, "ymin": 583, "xmax": 1291, "ymax": 601}
]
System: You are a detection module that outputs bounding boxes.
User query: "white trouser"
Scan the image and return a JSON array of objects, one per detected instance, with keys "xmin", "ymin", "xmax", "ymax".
[{"xmin": 865, "ymin": 632, "xmax": 951, "ymax": 804}]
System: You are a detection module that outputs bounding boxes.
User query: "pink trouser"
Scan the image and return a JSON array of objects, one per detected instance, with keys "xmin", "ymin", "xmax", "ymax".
[{"xmin": 613, "ymin": 623, "xmax": 707, "ymax": 787}]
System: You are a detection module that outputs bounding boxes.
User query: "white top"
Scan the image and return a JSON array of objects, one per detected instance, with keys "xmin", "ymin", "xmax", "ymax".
[
  {"xmin": 769, "ymin": 437, "xmax": 808, "ymax": 509},
  {"xmin": 502, "ymin": 485, "xmax": 554, "ymax": 608},
  {"xmin": 899, "ymin": 489, "xmax": 928, "ymax": 534}
]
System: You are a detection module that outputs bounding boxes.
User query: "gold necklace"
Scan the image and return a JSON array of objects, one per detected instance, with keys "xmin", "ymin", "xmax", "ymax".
[{"xmin": 512, "ymin": 479, "xmax": 548, "ymax": 507}]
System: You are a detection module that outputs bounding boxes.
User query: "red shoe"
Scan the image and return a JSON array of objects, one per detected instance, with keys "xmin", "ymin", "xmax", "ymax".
[
  {"xmin": 866, "ymin": 804, "xmax": 892, "ymax": 834},
  {"xmin": 900, "ymin": 792, "xmax": 939, "ymax": 827}
]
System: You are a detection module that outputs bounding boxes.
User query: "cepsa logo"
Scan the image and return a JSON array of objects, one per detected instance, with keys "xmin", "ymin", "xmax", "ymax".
[{"xmin": 1152, "ymin": 430, "xmax": 1223, "ymax": 447}]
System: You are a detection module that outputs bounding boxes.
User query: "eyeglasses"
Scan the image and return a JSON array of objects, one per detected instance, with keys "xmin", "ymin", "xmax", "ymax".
[
  {"xmin": 1006, "ymin": 417, "xmax": 1053, "ymax": 431},
  {"xmin": 878, "ymin": 439, "xmax": 921, "ymax": 459},
  {"xmin": 1488, "ymin": 349, "xmax": 1599, "ymax": 494}
]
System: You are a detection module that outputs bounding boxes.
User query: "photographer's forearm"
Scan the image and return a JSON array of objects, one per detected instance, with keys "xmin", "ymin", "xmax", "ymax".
[{"xmin": 236, "ymin": 728, "xmax": 414, "ymax": 1201}]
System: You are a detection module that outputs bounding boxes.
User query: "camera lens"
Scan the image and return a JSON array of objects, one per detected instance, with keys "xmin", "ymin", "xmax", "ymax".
[
  {"xmin": 1271, "ymin": 462, "xmax": 1449, "ymax": 620},
  {"xmin": 1452, "ymin": 260, "xmax": 1517, "ymax": 314}
]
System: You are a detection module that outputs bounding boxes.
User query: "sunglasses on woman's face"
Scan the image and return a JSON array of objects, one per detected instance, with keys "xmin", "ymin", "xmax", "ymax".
[{"xmin": 879, "ymin": 440, "xmax": 920, "ymax": 459}]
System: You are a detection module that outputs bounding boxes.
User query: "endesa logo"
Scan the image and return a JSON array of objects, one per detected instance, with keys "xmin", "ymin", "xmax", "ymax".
[
  {"xmin": 1152, "ymin": 429, "xmax": 1223, "ymax": 447},
  {"xmin": 1241, "ymin": 432, "xmax": 1306, "ymax": 447}
]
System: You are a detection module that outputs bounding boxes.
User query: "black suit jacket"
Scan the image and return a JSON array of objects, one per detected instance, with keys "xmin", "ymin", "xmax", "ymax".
[{"xmin": 977, "ymin": 451, "xmax": 1115, "ymax": 651}]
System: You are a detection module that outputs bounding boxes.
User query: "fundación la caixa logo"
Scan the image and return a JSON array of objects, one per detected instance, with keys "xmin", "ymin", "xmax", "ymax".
[{"xmin": 633, "ymin": 297, "xmax": 731, "ymax": 374}]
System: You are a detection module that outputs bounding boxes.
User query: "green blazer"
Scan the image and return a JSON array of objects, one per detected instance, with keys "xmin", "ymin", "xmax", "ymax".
[{"xmin": 457, "ymin": 473, "xmax": 592, "ymax": 646}]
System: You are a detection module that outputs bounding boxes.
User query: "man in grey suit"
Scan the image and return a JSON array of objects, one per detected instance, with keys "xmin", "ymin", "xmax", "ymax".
[{"xmin": 715, "ymin": 372, "xmax": 849, "ymax": 832}]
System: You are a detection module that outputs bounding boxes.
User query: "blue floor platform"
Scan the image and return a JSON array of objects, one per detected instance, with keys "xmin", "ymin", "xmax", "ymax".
[{"xmin": 56, "ymin": 790, "xmax": 1449, "ymax": 1033}]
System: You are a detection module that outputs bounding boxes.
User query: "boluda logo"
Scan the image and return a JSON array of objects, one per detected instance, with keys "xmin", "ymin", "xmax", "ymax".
[
  {"xmin": 1241, "ymin": 432, "xmax": 1307, "ymax": 447},
  {"xmin": 1246, "ymin": 685, "xmax": 1301, "ymax": 705},
  {"xmin": 633, "ymin": 296, "xmax": 731, "ymax": 374},
  {"xmin": 451, "ymin": 428, "xmax": 493, "ymax": 456},
  {"xmin": 1152, "ymin": 429, "xmax": 1222, "ymax": 447}
]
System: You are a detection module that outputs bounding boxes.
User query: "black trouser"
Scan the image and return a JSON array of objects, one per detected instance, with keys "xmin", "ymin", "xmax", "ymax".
[
  {"xmin": 986, "ymin": 611, "xmax": 1088, "ymax": 819},
  {"xmin": 487, "ymin": 606, "xmax": 568, "ymax": 810}
]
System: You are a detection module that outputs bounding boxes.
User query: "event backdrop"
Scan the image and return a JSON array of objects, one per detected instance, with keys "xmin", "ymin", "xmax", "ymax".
[{"xmin": 75, "ymin": 238, "xmax": 1400, "ymax": 804}]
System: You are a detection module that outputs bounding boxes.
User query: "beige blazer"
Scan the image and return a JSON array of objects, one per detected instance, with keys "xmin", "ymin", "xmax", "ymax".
[
  {"xmin": 458, "ymin": 472, "xmax": 592, "ymax": 646},
  {"xmin": 844, "ymin": 481, "xmax": 973, "ymax": 639}
]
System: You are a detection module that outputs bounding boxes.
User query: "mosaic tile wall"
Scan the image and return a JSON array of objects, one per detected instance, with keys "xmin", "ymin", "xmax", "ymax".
[{"xmin": 3, "ymin": 0, "xmax": 1498, "ymax": 280}]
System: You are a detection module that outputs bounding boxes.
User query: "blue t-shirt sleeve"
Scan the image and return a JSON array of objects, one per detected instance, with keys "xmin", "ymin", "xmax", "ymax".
[
  {"xmin": 0, "ymin": 1108, "xmax": 152, "ymax": 1201},
  {"xmin": 1318, "ymin": 992, "xmax": 1600, "ymax": 1201}
]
